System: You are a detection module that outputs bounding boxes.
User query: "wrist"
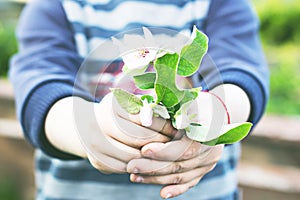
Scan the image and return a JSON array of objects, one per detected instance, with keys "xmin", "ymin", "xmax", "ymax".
[{"xmin": 45, "ymin": 97, "xmax": 87, "ymax": 158}]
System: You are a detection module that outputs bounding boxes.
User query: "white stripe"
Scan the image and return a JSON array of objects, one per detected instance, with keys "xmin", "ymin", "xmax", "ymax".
[
  {"xmin": 88, "ymin": 37, "xmax": 107, "ymax": 51},
  {"xmin": 64, "ymin": 0, "xmax": 210, "ymax": 31},
  {"xmin": 74, "ymin": 34, "xmax": 88, "ymax": 57},
  {"xmin": 86, "ymin": 28, "xmax": 193, "ymax": 52},
  {"xmin": 87, "ymin": 37, "xmax": 120, "ymax": 60},
  {"xmin": 87, "ymin": 0, "xmax": 111, "ymax": 4},
  {"xmin": 63, "ymin": 1, "xmax": 85, "ymax": 22},
  {"xmin": 75, "ymin": 27, "xmax": 193, "ymax": 57}
]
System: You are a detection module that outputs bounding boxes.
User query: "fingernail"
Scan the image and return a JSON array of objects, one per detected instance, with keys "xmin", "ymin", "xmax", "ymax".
[
  {"xmin": 165, "ymin": 193, "xmax": 172, "ymax": 199},
  {"xmin": 143, "ymin": 149, "xmax": 153, "ymax": 156},
  {"xmin": 135, "ymin": 176, "xmax": 144, "ymax": 183},
  {"xmin": 133, "ymin": 168, "xmax": 139, "ymax": 174}
]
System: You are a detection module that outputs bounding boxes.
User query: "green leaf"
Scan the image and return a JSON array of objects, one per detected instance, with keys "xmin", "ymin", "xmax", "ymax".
[
  {"xmin": 122, "ymin": 65, "xmax": 149, "ymax": 76},
  {"xmin": 141, "ymin": 95, "xmax": 155, "ymax": 103},
  {"xmin": 186, "ymin": 122, "xmax": 253, "ymax": 145},
  {"xmin": 152, "ymin": 104, "xmax": 170, "ymax": 119},
  {"xmin": 133, "ymin": 72, "xmax": 156, "ymax": 90},
  {"xmin": 110, "ymin": 88, "xmax": 143, "ymax": 114},
  {"xmin": 177, "ymin": 26, "xmax": 208, "ymax": 76},
  {"xmin": 180, "ymin": 89, "xmax": 200, "ymax": 105},
  {"xmin": 209, "ymin": 122, "xmax": 253, "ymax": 145},
  {"xmin": 171, "ymin": 88, "xmax": 201, "ymax": 117},
  {"xmin": 154, "ymin": 53, "xmax": 184, "ymax": 107},
  {"xmin": 186, "ymin": 124, "xmax": 210, "ymax": 141}
]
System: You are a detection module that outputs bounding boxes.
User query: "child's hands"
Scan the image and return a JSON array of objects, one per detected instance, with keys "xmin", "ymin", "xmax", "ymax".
[
  {"xmin": 127, "ymin": 136, "xmax": 224, "ymax": 199},
  {"xmin": 84, "ymin": 93, "xmax": 180, "ymax": 174},
  {"xmin": 45, "ymin": 93, "xmax": 179, "ymax": 174}
]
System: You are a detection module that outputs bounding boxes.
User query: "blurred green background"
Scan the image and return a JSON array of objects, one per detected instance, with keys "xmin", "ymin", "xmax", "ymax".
[
  {"xmin": 0, "ymin": 1, "xmax": 24, "ymax": 199},
  {"xmin": 0, "ymin": 0, "xmax": 299, "ymax": 199},
  {"xmin": 254, "ymin": 0, "xmax": 300, "ymax": 115}
]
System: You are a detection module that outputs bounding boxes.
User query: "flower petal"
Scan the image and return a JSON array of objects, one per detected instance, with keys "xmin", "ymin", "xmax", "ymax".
[
  {"xmin": 139, "ymin": 100, "xmax": 153, "ymax": 127},
  {"xmin": 175, "ymin": 114, "xmax": 190, "ymax": 129}
]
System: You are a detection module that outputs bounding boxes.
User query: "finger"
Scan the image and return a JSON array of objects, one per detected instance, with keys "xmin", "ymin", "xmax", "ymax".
[
  {"xmin": 127, "ymin": 158, "xmax": 172, "ymax": 175},
  {"xmin": 152, "ymin": 118, "xmax": 182, "ymax": 138},
  {"xmin": 127, "ymin": 153, "xmax": 217, "ymax": 175},
  {"xmin": 113, "ymin": 95, "xmax": 180, "ymax": 138},
  {"xmin": 130, "ymin": 165, "xmax": 213, "ymax": 185},
  {"xmin": 110, "ymin": 115, "xmax": 170, "ymax": 148},
  {"xmin": 87, "ymin": 152, "xmax": 127, "ymax": 174},
  {"xmin": 160, "ymin": 176, "xmax": 202, "ymax": 199},
  {"xmin": 92, "ymin": 135, "xmax": 142, "ymax": 162},
  {"xmin": 95, "ymin": 96, "xmax": 170, "ymax": 149},
  {"xmin": 141, "ymin": 136, "xmax": 205, "ymax": 161}
]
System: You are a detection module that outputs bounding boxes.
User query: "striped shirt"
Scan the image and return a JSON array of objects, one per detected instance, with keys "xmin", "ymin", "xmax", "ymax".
[
  {"xmin": 10, "ymin": 0, "xmax": 269, "ymax": 199},
  {"xmin": 62, "ymin": 0, "xmax": 211, "ymax": 57}
]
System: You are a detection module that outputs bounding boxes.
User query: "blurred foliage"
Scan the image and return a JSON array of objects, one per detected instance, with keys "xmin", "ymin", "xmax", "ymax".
[
  {"xmin": 0, "ymin": 1, "xmax": 21, "ymax": 77},
  {"xmin": 253, "ymin": 0, "xmax": 300, "ymax": 115},
  {"xmin": 0, "ymin": 22, "xmax": 18, "ymax": 77},
  {"xmin": 254, "ymin": 0, "xmax": 300, "ymax": 45},
  {"xmin": 265, "ymin": 44, "xmax": 300, "ymax": 115}
]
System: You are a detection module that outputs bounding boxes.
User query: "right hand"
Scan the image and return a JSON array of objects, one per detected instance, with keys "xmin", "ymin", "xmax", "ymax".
[
  {"xmin": 84, "ymin": 93, "xmax": 179, "ymax": 174},
  {"xmin": 46, "ymin": 92, "xmax": 180, "ymax": 174}
]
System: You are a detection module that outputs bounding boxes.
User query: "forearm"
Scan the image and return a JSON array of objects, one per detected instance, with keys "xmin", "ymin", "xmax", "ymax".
[
  {"xmin": 201, "ymin": 0, "xmax": 269, "ymax": 125},
  {"xmin": 45, "ymin": 96, "xmax": 88, "ymax": 158},
  {"xmin": 9, "ymin": 0, "xmax": 90, "ymax": 158}
]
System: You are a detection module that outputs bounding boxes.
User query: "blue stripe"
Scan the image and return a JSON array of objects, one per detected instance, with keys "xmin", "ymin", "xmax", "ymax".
[
  {"xmin": 36, "ymin": 157, "xmax": 52, "ymax": 171},
  {"xmin": 36, "ymin": 158, "xmax": 132, "ymax": 183},
  {"xmin": 52, "ymin": 168, "xmax": 132, "ymax": 184},
  {"xmin": 70, "ymin": 20, "xmax": 204, "ymax": 40},
  {"xmin": 202, "ymin": 157, "xmax": 238, "ymax": 180},
  {"xmin": 36, "ymin": 157, "xmax": 237, "ymax": 184}
]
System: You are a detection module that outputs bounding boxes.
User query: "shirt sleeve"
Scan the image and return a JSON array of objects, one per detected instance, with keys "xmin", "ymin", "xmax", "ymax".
[
  {"xmin": 9, "ymin": 0, "xmax": 92, "ymax": 159},
  {"xmin": 195, "ymin": 0, "xmax": 269, "ymax": 126}
]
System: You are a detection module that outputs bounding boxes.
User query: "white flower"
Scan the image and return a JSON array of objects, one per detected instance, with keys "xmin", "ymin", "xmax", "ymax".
[
  {"xmin": 139, "ymin": 99, "xmax": 153, "ymax": 127},
  {"xmin": 112, "ymin": 27, "xmax": 159, "ymax": 75},
  {"xmin": 174, "ymin": 100, "xmax": 198, "ymax": 129},
  {"xmin": 175, "ymin": 114, "xmax": 190, "ymax": 129},
  {"xmin": 122, "ymin": 48, "xmax": 158, "ymax": 72},
  {"xmin": 175, "ymin": 91, "xmax": 231, "ymax": 142},
  {"xmin": 112, "ymin": 27, "xmax": 193, "ymax": 75},
  {"xmin": 154, "ymin": 31, "xmax": 191, "ymax": 55}
]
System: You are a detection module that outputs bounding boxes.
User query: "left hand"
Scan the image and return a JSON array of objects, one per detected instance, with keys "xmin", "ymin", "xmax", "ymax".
[{"xmin": 127, "ymin": 135, "xmax": 224, "ymax": 199}]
